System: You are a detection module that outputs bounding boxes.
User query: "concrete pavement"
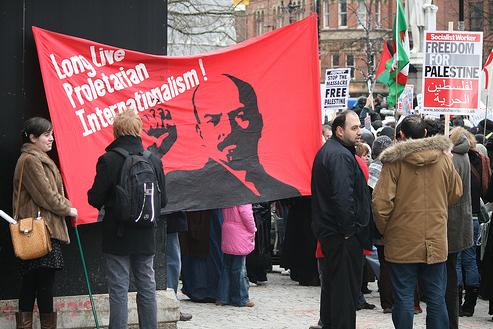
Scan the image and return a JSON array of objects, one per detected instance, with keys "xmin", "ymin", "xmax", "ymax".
[{"xmin": 176, "ymin": 266, "xmax": 492, "ymax": 329}]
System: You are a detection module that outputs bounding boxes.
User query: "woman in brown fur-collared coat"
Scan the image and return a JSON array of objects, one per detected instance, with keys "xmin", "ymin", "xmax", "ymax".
[{"xmin": 12, "ymin": 117, "xmax": 77, "ymax": 329}]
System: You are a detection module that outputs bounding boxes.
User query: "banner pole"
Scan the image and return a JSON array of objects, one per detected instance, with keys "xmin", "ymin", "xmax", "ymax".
[
  {"xmin": 74, "ymin": 226, "xmax": 100, "ymax": 329},
  {"xmin": 367, "ymin": 79, "xmax": 375, "ymax": 112},
  {"xmin": 444, "ymin": 21, "xmax": 454, "ymax": 137},
  {"xmin": 484, "ymin": 94, "xmax": 489, "ymax": 142}
]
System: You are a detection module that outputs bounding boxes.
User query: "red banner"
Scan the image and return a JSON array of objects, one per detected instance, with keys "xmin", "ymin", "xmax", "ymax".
[{"xmin": 33, "ymin": 15, "xmax": 321, "ymax": 225}]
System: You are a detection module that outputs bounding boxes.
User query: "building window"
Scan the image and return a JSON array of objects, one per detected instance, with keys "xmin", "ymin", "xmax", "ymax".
[
  {"xmin": 339, "ymin": 0, "xmax": 347, "ymax": 27},
  {"xmin": 332, "ymin": 54, "xmax": 340, "ymax": 67},
  {"xmin": 346, "ymin": 54, "xmax": 354, "ymax": 66},
  {"xmin": 357, "ymin": 0, "xmax": 366, "ymax": 28},
  {"xmin": 346, "ymin": 54, "xmax": 355, "ymax": 78},
  {"xmin": 298, "ymin": 0, "xmax": 305, "ymax": 21},
  {"xmin": 323, "ymin": 0, "xmax": 330, "ymax": 28},
  {"xmin": 256, "ymin": 10, "xmax": 264, "ymax": 36},
  {"xmin": 276, "ymin": 6, "xmax": 284, "ymax": 28},
  {"xmin": 375, "ymin": 0, "xmax": 381, "ymax": 28},
  {"xmin": 470, "ymin": 3, "xmax": 482, "ymax": 31}
]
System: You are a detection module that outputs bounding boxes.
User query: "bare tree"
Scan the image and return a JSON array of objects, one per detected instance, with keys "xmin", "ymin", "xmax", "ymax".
[
  {"xmin": 167, "ymin": 0, "xmax": 243, "ymax": 55},
  {"xmin": 346, "ymin": 0, "xmax": 392, "ymax": 87}
]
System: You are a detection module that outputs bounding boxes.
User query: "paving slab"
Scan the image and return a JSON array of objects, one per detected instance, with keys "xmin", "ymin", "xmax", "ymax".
[{"xmin": 176, "ymin": 266, "xmax": 492, "ymax": 329}]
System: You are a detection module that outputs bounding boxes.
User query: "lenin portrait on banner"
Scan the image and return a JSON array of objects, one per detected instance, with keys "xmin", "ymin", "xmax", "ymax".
[{"xmin": 146, "ymin": 74, "xmax": 300, "ymax": 211}]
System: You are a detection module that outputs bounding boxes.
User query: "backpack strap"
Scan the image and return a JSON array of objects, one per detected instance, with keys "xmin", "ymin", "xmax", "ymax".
[{"xmin": 142, "ymin": 150, "xmax": 160, "ymax": 176}]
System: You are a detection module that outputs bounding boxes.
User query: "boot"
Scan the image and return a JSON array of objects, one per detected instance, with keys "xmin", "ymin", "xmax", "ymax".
[
  {"xmin": 39, "ymin": 312, "xmax": 57, "ymax": 329},
  {"xmin": 461, "ymin": 286, "xmax": 479, "ymax": 317},
  {"xmin": 15, "ymin": 312, "xmax": 33, "ymax": 329}
]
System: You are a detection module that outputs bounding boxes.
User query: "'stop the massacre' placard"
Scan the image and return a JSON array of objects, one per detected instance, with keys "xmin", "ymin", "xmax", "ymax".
[{"xmin": 323, "ymin": 68, "xmax": 351, "ymax": 111}]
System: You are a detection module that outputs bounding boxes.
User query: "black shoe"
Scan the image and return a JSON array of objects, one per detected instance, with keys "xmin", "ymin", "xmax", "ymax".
[
  {"xmin": 179, "ymin": 312, "xmax": 193, "ymax": 321},
  {"xmin": 357, "ymin": 302, "xmax": 376, "ymax": 310},
  {"xmin": 461, "ymin": 286, "xmax": 479, "ymax": 317},
  {"xmin": 308, "ymin": 326, "xmax": 322, "ymax": 329}
]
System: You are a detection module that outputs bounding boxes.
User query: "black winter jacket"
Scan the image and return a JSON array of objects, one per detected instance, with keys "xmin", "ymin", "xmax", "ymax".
[
  {"xmin": 311, "ymin": 137, "xmax": 370, "ymax": 241},
  {"xmin": 88, "ymin": 136, "xmax": 167, "ymax": 256}
]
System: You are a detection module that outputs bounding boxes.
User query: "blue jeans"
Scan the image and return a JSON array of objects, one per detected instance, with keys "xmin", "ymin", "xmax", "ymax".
[
  {"xmin": 389, "ymin": 262, "xmax": 448, "ymax": 329},
  {"xmin": 105, "ymin": 253, "xmax": 157, "ymax": 329},
  {"xmin": 166, "ymin": 233, "xmax": 181, "ymax": 294},
  {"xmin": 456, "ymin": 219, "xmax": 480, "ymax": 288},
  {"xmin": 216, "ymin": 254, "xmax": 249, "ymax": 306}
]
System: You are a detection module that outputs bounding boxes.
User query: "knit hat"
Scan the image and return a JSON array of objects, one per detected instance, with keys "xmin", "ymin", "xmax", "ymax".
[
  {"xmin": 377, "ymin": 126, "xmax": 395, "ymax": 140},
  {"xmin": 361, "ymin": 128, "xmax": 375, "ymax": 146},
  {"xmin": 372, "ymin": 136, "xmax": 393, "ymax": 159}
]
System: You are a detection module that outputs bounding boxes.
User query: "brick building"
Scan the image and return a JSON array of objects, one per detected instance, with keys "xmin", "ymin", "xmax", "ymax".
[
  {"xmin": 434, "ymin": 0, "xmax": 493, "ymax": 59},
  {"xmin": 237, "ymin": 0, "xmax": 392, "ymax": 96},
  {"xmin": 317, "ymin": 0, "xmax": 393, "ymax": 95},
  {"xmin": 238, "ymin": 0, "xmax": 493, "ymax": 97}
]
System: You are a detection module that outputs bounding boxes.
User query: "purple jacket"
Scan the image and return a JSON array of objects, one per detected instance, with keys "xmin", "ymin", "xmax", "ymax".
[{"xmin": 221, "ymin": 204, "xmax": 257, "ymax": 255}]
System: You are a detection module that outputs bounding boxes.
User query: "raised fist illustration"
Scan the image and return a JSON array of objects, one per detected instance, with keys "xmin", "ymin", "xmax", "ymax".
[{"xmin": 143, "ymin": 107, "xmax": 177, "ymax": 158}]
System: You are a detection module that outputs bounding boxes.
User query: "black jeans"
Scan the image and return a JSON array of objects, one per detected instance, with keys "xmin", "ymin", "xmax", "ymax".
[
  {"xmin": 19, "ymin": 268, "xmax": 56, "ymax": 313},
  {"xmin": 376, "ymin": 245, "xmax": 394, "ymax": 309},
  {"xmin": 445, "ymin": 253, "xmax": 458, "ymax": 329},
  {"xmin": 320, "ymin": 236, "xmax": 363, "ymax": 329}
]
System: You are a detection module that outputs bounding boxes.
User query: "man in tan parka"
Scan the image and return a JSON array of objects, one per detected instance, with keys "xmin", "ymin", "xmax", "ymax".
[{"xmin": 372, "ymin": 115, "xmax": 463, "ymax": 329}]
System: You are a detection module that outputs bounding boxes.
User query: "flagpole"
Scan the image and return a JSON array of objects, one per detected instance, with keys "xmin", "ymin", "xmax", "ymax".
[
  {"xmin": 484, "ymin": 94, "xmax": 489, "ymax": 142},
  {"xmin": 395, "ymin": 0, "xmax": 399, "ymax": 114},
  {"xmin": 74, "ymin": 224, "xmax": 100, "ymax": 328}
]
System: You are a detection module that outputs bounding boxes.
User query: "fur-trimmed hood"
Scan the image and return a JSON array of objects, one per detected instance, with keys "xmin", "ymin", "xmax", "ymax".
[{"xmin": 379, "ymin": 135, "xmax": 452, "ymax": 166}]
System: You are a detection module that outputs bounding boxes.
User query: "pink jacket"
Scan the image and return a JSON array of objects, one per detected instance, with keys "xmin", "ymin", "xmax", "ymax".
[{"xmin": 221, "ymin": 204, "xmax": 257, "ymax": 255}]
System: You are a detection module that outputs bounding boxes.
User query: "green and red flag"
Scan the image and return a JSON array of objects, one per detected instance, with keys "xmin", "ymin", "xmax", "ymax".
[
  {"xmin": 376, "ymin": 40, "xmax": 393, "ymax": 84},
  {"xmin": 376, "ymin": 0, "xmax": 410, "ymax": 108}
]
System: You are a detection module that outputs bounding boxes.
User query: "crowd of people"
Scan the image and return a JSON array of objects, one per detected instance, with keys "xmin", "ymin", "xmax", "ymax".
[
  {"xmin": 9, "ymin": 97, "xmax": 493, "ymax": 329},
  {"xmin": 309, "ymin": 97, "xmax": 493, "ymax": 329}
]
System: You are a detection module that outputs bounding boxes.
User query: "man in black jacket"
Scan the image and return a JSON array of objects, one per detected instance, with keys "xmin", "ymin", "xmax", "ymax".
[
  {"xmin": 311, "ymin": 110, "xmax": 370, "ymax": 329},
  {"xmin": 88, "ymin": 110, "xmax": 167, "ymax": 329}
]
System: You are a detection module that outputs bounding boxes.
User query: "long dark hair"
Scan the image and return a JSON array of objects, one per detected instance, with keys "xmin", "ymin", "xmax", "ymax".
[{"xmin": 22, "ymin": 117, "xmax": 53, "ymax": 143}]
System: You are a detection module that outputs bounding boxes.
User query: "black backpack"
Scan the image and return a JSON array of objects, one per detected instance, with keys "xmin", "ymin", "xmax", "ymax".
[{"xmin": 111, "ymin": 147, "xmax": 161, "ymax": 227}]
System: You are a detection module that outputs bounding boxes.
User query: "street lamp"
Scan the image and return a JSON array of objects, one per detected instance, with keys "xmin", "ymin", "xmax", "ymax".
[{"xmin": 281, "ymin": 0, "xmax": 302, "ymax": 24}]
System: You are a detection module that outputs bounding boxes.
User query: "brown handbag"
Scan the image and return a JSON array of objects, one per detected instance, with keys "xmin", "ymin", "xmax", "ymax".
[{"xmin": 10, "ymin": 161, "xmax": 52, "ymax": 260}]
